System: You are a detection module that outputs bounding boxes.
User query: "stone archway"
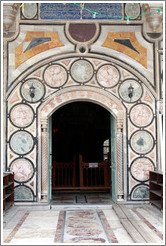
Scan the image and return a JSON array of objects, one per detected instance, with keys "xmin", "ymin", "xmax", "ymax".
[{"xmin": 38, "ymin": 86, "xmax": 125, "ymax": 203}]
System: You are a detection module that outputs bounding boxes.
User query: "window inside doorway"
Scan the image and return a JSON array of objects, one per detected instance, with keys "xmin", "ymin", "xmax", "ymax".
[{"xmin": 103, "ymin": 139, "xmax": 110, "ymax": 160}]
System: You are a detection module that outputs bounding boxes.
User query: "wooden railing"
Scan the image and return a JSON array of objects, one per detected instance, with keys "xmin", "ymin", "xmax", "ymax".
[
  {"xmin": 79, "ymin": 155, "xmax": 108, "ymax": 189},
  {"xmin": 52, "ymin": 155, "xmax": 76, "ymax": 189}
]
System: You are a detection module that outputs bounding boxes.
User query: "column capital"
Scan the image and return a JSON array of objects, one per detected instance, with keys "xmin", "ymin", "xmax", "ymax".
[
  {"xmin": 41, "ymin": 118, "xmax": 48, "ymax": 131},
  {"xmin": 117, "ymin": 119, "xmax": 123, "ymax": 131}
]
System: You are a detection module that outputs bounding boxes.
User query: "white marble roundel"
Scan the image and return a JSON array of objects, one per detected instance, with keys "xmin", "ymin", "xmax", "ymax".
[
  {"xmin": 130, "ymin": 104, "xmax": 153, "ymax": 127},
  {"xmin": 22, "ymin": 3, "xmax": 38, "ymax": 19},
  {"xmin": 44, "ymin": 64, "xmax": 68, "ymax": 88},
  {"xmin": 10, "ymin": 158, "xmax": 34, "ymax": 182},
  {"xmin": 10, "ymin": 104, "xmax": 34, "ymax": 128},
  {"xmin": 96, "ymin": 65, "xmax": 120, "ymax": 88},
  {"xmin": 70, "ymin": 60, "xmax": 94, "ymax": 83},
  {"xmin": 10, "ymin": 131, "xmax": 34, "ymax": 155},
  {"xmin": 131, "ymin": 158, "xmax": 154, "ymax": 181},
  {"xmin": 130, "ymin": 130, "xmax": 154, "ymax": 154}
]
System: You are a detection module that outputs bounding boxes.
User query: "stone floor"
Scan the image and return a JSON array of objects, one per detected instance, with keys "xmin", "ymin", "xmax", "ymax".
[{"xmin": 2, "ymin": 194, "xmax": 164, "ymax": 245}]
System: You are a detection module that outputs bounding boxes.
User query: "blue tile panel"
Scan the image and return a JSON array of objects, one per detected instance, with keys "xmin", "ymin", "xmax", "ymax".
[{"xmin": 40, "ymin": 3, "xmax": 122, "ymax": 20}]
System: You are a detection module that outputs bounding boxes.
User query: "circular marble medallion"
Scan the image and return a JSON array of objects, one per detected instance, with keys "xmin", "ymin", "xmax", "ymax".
[
  {"xmin": 14, "ymin": 186, "xmax": 33, "ymax": 200},
  {"xmin": 130, "ymin": 130, "xmax": 154, "ymax": 154},
  {"xmin": 10, "ymin": 131, "xmax": 34, "ymax": 155},
  {"xmin": 10, "ymin": 103, "xmax": 34, "ymax": 128},
  {"xmin": 119, "ymin": 79, "xmax": 143, "ymax": 103},
  {"xmin": 44, "ymin": 64, "xmax": 68, "ymax": 88},
  {"xmin": 21, "ymin": 79, "xmax": 45, "ymax": 103},
  {"xmin": 22, "ymin": 3, "xmax": 38, "ymax": 19},
  {"xmin": 10, "ymin": 158, "xmax": 34, "ymax": 183},
  {"xmin": 130, "ymin": 104, "xmax": 153, "ymax": 127},
  {"xmin": 131, "ymin": 158, "xmax": 154, "ymax": 181},
  {"xmin": 70, "ymin": 59, "xmax": 94, "ymax": 83},
  {"xmin": 132, "ymin": 185, "xmax": 149, "ymax": 200},
  {"xmin": 96, "ymin": 64, "xmax": 120, "ymax": 88},
  {"xmin": 125, "ymin": 3, "xmax": 140, "ymax": 19}
]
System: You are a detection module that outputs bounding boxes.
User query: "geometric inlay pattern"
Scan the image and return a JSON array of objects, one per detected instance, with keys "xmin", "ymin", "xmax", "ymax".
[
  {"xmin": 102, "ymin": 32, "xmax": 147, "ymax": 68},
  {"xmin": 15, "ymin": 32, "xmax": 63, "ymax": 68}
]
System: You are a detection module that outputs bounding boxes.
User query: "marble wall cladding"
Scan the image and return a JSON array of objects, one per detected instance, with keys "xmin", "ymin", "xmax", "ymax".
[
  {"xmin": 91, "ymin": 25, "xmax": 154, "ymax": 86},
  {"xmin": 7, "ymin": 25, "xmax": 75, "ymax": 88},
  {"xmin": 6, "ymin": 54, "xmax": 157, "ymax": 202},
  {"xmin": 14, "ymin": 185, "xmax": 34, "ymax": 201}
]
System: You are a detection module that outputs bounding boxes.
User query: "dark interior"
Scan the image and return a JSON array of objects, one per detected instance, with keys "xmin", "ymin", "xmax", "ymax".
[{"xmin": 52, "ymin": 102, "xmax": 110, "ymax": 162}]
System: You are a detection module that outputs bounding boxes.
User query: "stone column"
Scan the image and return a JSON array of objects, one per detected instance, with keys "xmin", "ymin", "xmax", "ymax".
[
  {"xmin": 116, "ymin": 119, "xmax": 124, "ymax": 201},
  {"xmin": 41, "ymin": 119, "xmax": 49, "ymax": 202}
]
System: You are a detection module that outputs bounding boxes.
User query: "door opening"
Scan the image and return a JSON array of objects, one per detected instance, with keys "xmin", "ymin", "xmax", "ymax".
[{"xmin": 51, "ymin": 102, "xmax": 112, "ymax": 197}]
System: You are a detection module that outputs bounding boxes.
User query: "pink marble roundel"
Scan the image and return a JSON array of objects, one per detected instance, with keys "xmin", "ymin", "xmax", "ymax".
[
  {"xmin": 131, "ymin": 158, "xmax": 154, "ymax": 181},
  {"xmin": 44, "ymin": 64, "xmax": 67, "ymax": 87},
  {"xmin": 97, "ymin": 65, "xmax": 120, "ymax": 88},
  {"xmin": 10, "ymin": 104, "xmax": 34, "ymax": 128},
  {"xmin": 10, "ymin": 158, "xmax": 34, "ymax": 182},
  {"xmin": 130, "ymin": 104, "xmax": 153, "ymax": 127}
]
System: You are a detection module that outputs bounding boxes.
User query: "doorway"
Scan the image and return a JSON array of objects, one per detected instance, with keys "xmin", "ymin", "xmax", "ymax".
[{"xmin": 51, "ymin": 102, "xmax": 112, "ymax": 198}]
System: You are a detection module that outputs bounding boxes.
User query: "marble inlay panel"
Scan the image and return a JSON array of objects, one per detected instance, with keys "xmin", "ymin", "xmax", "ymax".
[
  {"xmin": 70, "ymin": 60, "xmax": 94, "ymax": 83},
  {"xmin": 15, "ymin": 32, "xmax": 63, "ymax": 68},
  {"xmin": 102, "ymin": 32, "xmax": 147, "ymax": 68},
  {"xmin": 96, "ymin": 65, "xmax": 120, "ymax": 88},
  {"xmin": 10, "ymin": 158, "xmax": 34, "ymax": 183},
  {"xmin": 130, "ymin": 104, "xmax": 153, "ymax": 127},
  {"xmin": 130, "ymin": 130, "xmax": 154, "ymax": 154},
  {"xmin": 132, "ymin": 185, "xmax": 149, "ymax": 200},
  {"xmin": 10, "ymin": 131, "xmax": 34, "ymax": 155},
  {"xmin": 131, "ymin": 158, "xmax": 154, "ymax": 181},
  {"xmin": 44, "ymin": 64, "xmax": 68, "ymax": 88},
  {"xmin": 10, "ymin": 104, "xmax": 34, "ymax": 128},
  {"xmin": 64, "ymin": 210, "xmax": 110, "ymax": 243},
  {"xmin": 14, "ymin": 186, "xmax": 33, "ymax": 200}
]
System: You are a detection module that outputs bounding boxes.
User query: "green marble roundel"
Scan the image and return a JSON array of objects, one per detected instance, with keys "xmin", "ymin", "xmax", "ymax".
[
  {"xmin": 10, "ymin": 131, "xmax": 34, "ymax": 155},
  {"xmin": 14, "ymin": 186, "xmax": 33, "ymax": 201},
  {"xmin": 132, "ymin": 185, "xmax": 149, "ymax": 200},
  {"xmin": 130, "ymin": 130, "xmax": 154, "ymax": 154}
]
